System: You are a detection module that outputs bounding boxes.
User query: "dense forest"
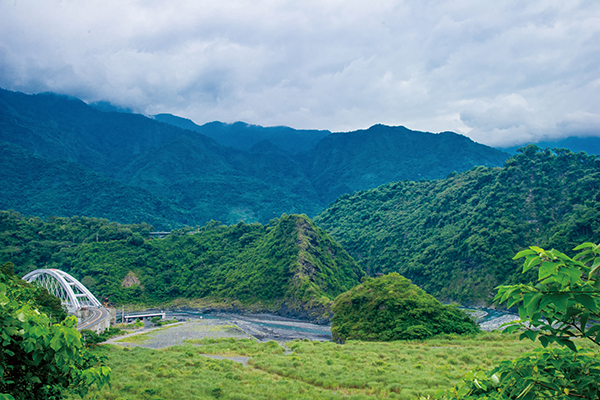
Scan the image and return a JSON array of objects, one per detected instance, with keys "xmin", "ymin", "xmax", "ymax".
[
  {"xmin": 0, "ymin": 143, "xmax": 193, "ymax": 229},
  {"xmin": 0, "ymin": 88, "xmax": 508, "ymax": 227},
  {"xmin": 315, "ymin": 146, "xmax": 600, "ymax": 304},
  {"xmin": 0, "ymin": 211, "xmax": 363, "ymax": 321}
]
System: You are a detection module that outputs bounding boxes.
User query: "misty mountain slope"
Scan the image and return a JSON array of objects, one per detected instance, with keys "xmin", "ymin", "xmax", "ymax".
[
  {"xmin": 0, "ymin": 89, "xmax": 185, "ymax": 178},
  {"xmin": 1, "ymin": 89, "xmax": 324, "ymax": 224},
  {"xmin": 314, "ymin": 146, "xmax": 600, "ymax": 304},
  {"xmin": 154, "ymin": 114, "xmax": 331, "ymax": 155},
  {"xmin": 117, "ymin": 134, "xmax": 323, "ymax": 224},
  {"xmin": 306, "ymin": 124, "xmax": 510, "ymax": 205},
  {"xmin": 1, "ymin": 88, "xmax": 515, "ymax": 226},
  {"xmin": 0, "ymin": 143, "xmax": 192, "ymax": 229}
]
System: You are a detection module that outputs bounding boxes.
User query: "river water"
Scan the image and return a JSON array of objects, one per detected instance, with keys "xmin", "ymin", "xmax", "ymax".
[{"xmin": 158, "ymin": 307, "xmax": 518, "ymax": 342}]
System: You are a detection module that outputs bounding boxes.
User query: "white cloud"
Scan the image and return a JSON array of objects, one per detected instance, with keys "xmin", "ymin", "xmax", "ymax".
[{"xmin": 1, "ymin": 0, "xmax": 599, "ymax": 147}]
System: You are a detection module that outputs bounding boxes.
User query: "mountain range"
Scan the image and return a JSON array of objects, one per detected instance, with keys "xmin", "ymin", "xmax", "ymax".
[{"xmin": 0, "ymin": 88, "xmax": 509, "ymax": 228}]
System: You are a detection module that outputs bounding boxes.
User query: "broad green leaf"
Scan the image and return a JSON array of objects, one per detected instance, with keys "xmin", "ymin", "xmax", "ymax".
[
  {"xmin": 538, "ymin": 262, "xmax": 557, "ymax": 280},
  {"xmin": 502, "ymin": 324, "xmax": 521, "ymax": 334},
  {"xmin": 585, "ymin": 324, "xmax": 600, "ymax": 338},
  {"xmin": 580, "ymin": 313, "xmax": 590, "ymax": 334},
  {"xmin": 519, "ymin": 330, "xmax": 537, "ymax": 342},
  {"xmin": 563, "ymin": 267, "xmax": 583, "ymax": 283},
  {"xmin": 573, "ymin": 242, "xmax": 595, "ymax": 251},
  {"xmin": 50, "ymin": 334, "xmax": 64, "ymax": 352},
  {"xmin": 524, "ymin": 293, "xmax": 542, "ymax": 317},
  {"xmin": 574, "ymin": 294, "xmax": 597, "ymax": 312},
  {"xmin": 523, "ymin": 256, "xmax": 541, "ymax": 273},
  {"xmin": 514, "ymin": 249, "xmax": 536, "ymax": 260},
  {"xmin": 590, "ymin": 258, "xmax": 600, "ymax": 277},
  {"xmin": 549, "ymin": 293, "xmax": 570, "ymax": 313},
  {"xmin": 556, "ymin": 338, "xmax": 577, "ymax": 352}
]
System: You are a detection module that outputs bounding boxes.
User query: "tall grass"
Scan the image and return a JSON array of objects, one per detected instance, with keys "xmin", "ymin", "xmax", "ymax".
[{"xmin": 74, "ymin": 332, "xmax": 565, "ymax": 400}]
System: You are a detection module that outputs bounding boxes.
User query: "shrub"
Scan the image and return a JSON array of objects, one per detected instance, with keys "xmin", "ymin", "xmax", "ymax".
[{"xmin": 331, "ymin": 273, "xmax": 479, "ymax": 342}]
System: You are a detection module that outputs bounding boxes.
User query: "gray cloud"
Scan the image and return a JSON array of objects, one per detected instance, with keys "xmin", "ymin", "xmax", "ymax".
[{"xmin": 1, "ymin": 0, "xmax": 599, "ymax": 147}]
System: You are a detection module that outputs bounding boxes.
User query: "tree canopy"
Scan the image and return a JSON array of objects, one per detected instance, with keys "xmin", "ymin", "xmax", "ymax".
[{"xmin": 439, "ymin": 242, "xmax": 600, "ymax": 399}]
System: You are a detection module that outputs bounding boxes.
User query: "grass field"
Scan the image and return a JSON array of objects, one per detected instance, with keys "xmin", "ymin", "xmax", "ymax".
[{"xmin": 70, "ymin": 329, "xmax": 580, "ymax": 400}]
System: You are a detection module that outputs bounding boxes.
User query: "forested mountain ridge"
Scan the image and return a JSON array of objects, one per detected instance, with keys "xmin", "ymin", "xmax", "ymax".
[
  {"xmin": 0, "ymin": 211, "xmax": 363, "ymax": 321},
  {"xmin": 314, "ymin": 145, "xmax": 600, "ymax": 304},
  {"xmin": 305, "ymin": 124, "xmax": 509, "ymax": 205},
  {"xmin": 153, "ymin": 114, "xmax": 331, "ymax": 155},
  {"xmin": 0, "ymin": 88, "xmax": 509, "ymax": 226}
]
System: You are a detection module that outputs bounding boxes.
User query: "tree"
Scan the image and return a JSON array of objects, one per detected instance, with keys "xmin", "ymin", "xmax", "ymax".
[
  {"xmin": 0, "ymin": 264, "xmax": 111, "ymax": 400},
  {"xmin": 438, "ymin": 243, "xmax": 600, "ymax": 399}
]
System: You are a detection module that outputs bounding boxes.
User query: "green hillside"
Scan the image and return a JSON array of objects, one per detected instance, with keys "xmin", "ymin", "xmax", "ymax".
[
  {"xmin": 0, "ymin": 211, "xmax": 363, "ymax": 321},
  {"xmin": 116, "ymin": 134, "xmax": 323, "ymax": 224},
  {"xmin": 0, "ymin": 143, "xmax": 192, "ymax": 229},
  {"xmin": 306, "ymin": 124, "xmax": 509, "ymax": 205},
  {"xmin": 153, "ymin": 115, "xmax": 331, "ymax": 155},
  {"xmin": 314, "ymin": 146, "xmax": 600, "ymax": 304},
  {"xmin": 1, "ymin": 88, "xmax": 510, "ymax": 227}
]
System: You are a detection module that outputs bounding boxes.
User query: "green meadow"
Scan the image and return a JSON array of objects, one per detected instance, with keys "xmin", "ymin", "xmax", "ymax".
[{"xmin": 72, "ymin": 330, "xmax": 582, "ymax": 400}]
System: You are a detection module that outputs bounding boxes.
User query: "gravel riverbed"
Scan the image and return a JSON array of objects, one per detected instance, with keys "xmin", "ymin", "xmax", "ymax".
[{"xmin": 106, "ymin": 310, "xmax": 516, "ymax": 352}]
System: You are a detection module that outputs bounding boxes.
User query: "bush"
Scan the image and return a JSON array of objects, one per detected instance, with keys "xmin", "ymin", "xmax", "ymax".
[{"xmin": 331, "ymin": 273, "xmax": 479, "ymax": 342}]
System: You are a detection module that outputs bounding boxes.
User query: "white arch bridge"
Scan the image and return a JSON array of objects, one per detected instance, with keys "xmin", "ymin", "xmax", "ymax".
[{"xmin": 22, "ymin": 269, "xmax": 110, "ymax": 332}]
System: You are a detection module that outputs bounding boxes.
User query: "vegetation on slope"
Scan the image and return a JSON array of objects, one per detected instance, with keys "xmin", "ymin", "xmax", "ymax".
[
  {"xmin": 0, "ymin": 143, "xmax": 192, "ymax": 230},
  {"xmin": 116, "ymin": 133, "xmax": 323, "ymax": 225},
  {"xmin": 0, "ymin": 211, "xmax": 363, "ymax": 321},
  {"xmin": 0, "ymin": 262, "xmax": 110, "ymax": 399},
  {"xmin": 153, "ymin": 115, "xmax": 331, "ymax": 155},
  {"xmin": 306, "ymin": 124, "xmax": 509, "ymax": 205},
  {"xmin": 314, "ymin": 146, "xmax": 600, "ymax": 304},
  {"xmin": 331, "ymin": 273, "xmax": 479, "ymax": 342},
  {"xmin": 1, "ymin": 88, "xmax": 511, "ymax": 226}
]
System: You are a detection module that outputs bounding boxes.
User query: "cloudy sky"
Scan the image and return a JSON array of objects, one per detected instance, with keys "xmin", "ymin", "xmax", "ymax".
[{"xmin": 1, "ymin": 0, "xmax": 599, "ymax": 147}]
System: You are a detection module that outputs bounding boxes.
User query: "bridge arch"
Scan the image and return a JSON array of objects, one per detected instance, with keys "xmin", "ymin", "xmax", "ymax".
[{"xmin": 22, "ymin": 269, "xmax": 102, "ymax": 313}]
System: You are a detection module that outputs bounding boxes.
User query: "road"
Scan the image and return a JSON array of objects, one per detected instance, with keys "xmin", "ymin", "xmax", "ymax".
[{"xmin": 77, "ymin": 307, "xmax": 110, "ymax": 331}]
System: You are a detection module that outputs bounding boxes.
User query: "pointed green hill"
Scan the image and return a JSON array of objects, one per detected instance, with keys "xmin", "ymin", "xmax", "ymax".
[
  {"xmin": 1, "ymin": 212, "xmax": 363, "ymax": 321},
  {"xmin": 306, "ymin": 124, "xmax": 509, "ymax": 205}
]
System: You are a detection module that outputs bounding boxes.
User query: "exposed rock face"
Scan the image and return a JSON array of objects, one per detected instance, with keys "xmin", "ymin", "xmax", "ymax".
[{"xmin": 121, "ymin": 271, "xmax": 141, "ymax": 288}]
